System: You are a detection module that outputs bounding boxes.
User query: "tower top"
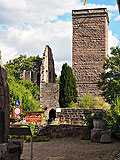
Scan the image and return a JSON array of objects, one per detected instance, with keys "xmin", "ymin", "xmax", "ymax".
[{"xmin": 72, "ymin": 8, "xmax": 109, "ymax": 23}]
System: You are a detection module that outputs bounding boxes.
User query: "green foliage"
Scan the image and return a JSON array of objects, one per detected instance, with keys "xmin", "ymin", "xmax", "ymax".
[
  {"xmin": 4, "ymin": 55, "xmax": 42, "ymax": 117},
  {"xmin": 93, "ymin": 97, "xmax": 110, "ymax": 110},
  {"xmin": 56, "ymin": 76, "xmax": 60, "ymax": 84},
  {"xmin": 59, "ymin": 63, "xmax": 78, "ymax": 107},
  {"xmin": 80, "ymin": 93, "xmax": 110, "ymax": 110},
  {"xmin": 8, "ymin": 74, "xmax": 40, "ymax": 117},
  {"xmin": 106, "ymin": 96, "xmax": 120, "ymax": 139},
  {"xmin": 81, "ymin": 94, "xmax": 93, "ymax": 108},
  {"xmin": 5, "ymin": 54, "xmax": 42, "ymax": 79},
  {"xmin": 68, "ymin": 101, "xmax": 79, "ymax": 108},
  {"xmin": 33, "ymin": 136, "xmax": 49, "ymax": 142},
  {"xmin": 97, "ymin": 46, "xmax": 120, "ymax": 103}
]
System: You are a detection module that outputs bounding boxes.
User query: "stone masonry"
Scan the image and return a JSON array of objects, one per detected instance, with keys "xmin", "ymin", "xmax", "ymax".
[
  {"xmin": 0, "ymin": 51, "xmax": 10, "ymax": 143},
  {"xmin": 40, "ymin": 45, "xmax": 59, "ymax": 109},
  {"xmin": 72, "ymin": 8, "xmax": 109, "ymax": 101},
  {"xmin": 56, "ymin": 108, "xmax": 103, "ymax": 125},
  {"xmin": 40, "ymin": 45, "xmax": 56, "ymax": 83},
  {"xmin": 23, "ymin": 70, "xmax": 37, "ymax": 85}
]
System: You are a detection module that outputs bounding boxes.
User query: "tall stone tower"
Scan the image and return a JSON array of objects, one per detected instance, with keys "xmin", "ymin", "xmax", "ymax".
[
  {"xmin": 40, "ymin": 45, "xmax": 56, "ymax": 83},
  {"xmin": 40, "ymin": 45, "xmax": 59, "ymax": 109},
  {"xmin": 72, "ymin": 8, "xmax": 109, "ymax": 100}
]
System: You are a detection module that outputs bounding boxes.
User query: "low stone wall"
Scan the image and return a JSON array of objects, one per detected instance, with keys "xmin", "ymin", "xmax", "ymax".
[
  {"xmin": 56, "ymin": 108, "xmax": 103, "ymax": 125},
  {"xmin": 39, "ymin": 124, "xmax": 87, "ymax": 138}
]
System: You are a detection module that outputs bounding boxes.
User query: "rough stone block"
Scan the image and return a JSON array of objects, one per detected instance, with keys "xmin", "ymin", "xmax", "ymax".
[
  {"xmin": 91, "ymin": 130, "xmax": 102, "ymax": 142},
  {"xmin": 0, "ymin": 143, "xmax": 9, "ymax": 160},
  {"xmin": 100, "ymin": 130, "xmax": 111, "ymax": 143},
  {"xmin": 91, "ymin": 129, "xmax": 111, "ymax": 143}
]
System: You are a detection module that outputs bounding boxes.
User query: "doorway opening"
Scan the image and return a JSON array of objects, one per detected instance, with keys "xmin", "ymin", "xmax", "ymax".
[{"xmin": 48, "ymin": 109, "xmax": 56, "ymax": 122}]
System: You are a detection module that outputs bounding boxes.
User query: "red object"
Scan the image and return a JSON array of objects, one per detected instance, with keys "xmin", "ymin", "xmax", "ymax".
[
  {"xmin": 13, "ymin": 107, "xmax": 22, "ymax": 116},
  {"xmin": 83, "ymin": 0, "xmax": 86, "ymax": 5},
  {"xmin": 23, "ymin": 111, "xmax": 44, "ymax": 114},
  {"xmin": 10, "ymin": 115, "xmax": 15, "ymax": 119},
  {"xmin": 26, "ymin": 115, "xmax": 42, "ymax": 122}
]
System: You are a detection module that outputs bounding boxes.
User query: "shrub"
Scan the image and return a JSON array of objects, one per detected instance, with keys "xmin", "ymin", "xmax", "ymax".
[
  {"xmin": 80, "ymin": 94, "xmax": 93, "ymax": 108},
  {"xmin": 93, "ymin": 97, "xmax": 110, "ymax": 110},
  {"xmin": 106, "ymin": 97, "xmax": 120, "ymax": 139},
  {"xmin": 80, "ymin": 94, "xmax": 110, "ymax": 110},
  {"xmin": 68, "ymin": 101, "xmax": 79, "ymax": 108}
]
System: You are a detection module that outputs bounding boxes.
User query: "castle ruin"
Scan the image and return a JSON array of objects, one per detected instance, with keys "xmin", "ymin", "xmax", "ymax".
[
  {"xmin": 40, "ymin": 45, "xmax": 59, "ymax": 110},
  {"xmin": 72, "ymin": 8, "xmax": 109, "ymax": 100}
]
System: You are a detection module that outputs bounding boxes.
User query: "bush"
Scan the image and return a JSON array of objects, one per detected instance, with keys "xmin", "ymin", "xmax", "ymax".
[
  {"xmin": 68, "ymin": 101, "xmax": 79, "ymax": 108},
  {"xmin": 93, "ymin": 97, "xmax": 110, "ymax": 110},
  {"xmin": 106, "ymin": 97, "xmax": 120, "ymax": 140},
  {"xmin": 80, "ymin": 94, "xmax": 93, "ymax": 108},
  {"xmin": 80, "ymin": 94, "xmax": 110, "ymax": 110}
]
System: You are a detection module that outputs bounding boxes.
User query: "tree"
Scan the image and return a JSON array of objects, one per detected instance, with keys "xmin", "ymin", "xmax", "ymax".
[
  {"xmin": 5, "ymin": 54, "xmax": 42, "ymax": 79},
  {"xmin": 59, "ymin": 63, "xmax": 78, "ymax": 107},
  {"xmin": 97, "ymin": 46, "xmax": 120, "ymax": 103},
  {"xmin": 8, "ymin": 74, "xmax": 40, "ymax": 118},
  {"xmin": 4, "ymin": 54, "xmax": 42, "ymax": 117}
]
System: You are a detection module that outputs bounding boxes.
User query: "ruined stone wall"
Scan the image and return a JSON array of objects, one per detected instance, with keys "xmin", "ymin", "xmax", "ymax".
[
  {"xmin": 23, "ymin": 70, "xmax": 37, "ymax": 85},
  {"xmin": 23, "ymin": 70, "xmax": 31, "ymax": 82},
  {"xmin": 40, "ymin": 45, "xmax": 56, "ymax": 83},
  {"xmin": 40, "ymin": 45, "xmax": 59, "ymax": 109},
  {"xmin": 72, "ymin": 8, "xmax": 109, "ymax": 100},
  {"xmin": 40, "ymin": 83, "xmax": 59, "ymax": 109},
  {"xmin": 56, "ymin": 108, "xmax": 103, "ymax": 125},
  {"xmin": 0, "ymin": 52, "xmax": 9, "ymax": 142}
]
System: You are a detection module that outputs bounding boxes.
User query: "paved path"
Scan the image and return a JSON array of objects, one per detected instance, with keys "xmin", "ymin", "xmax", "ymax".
[{"xmin": 21, "ymin": 138, "xmax": 120, "ymax": 160}]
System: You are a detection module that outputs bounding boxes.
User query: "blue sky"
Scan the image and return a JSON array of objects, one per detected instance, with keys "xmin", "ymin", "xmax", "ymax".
[{"xmin": 0, "ymin": 0, "xmax": 119, "ymax": 76}]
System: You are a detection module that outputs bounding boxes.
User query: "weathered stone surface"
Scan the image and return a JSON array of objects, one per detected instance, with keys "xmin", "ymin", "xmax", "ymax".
[
  {"xmin": 91, "ymin": 130, "xmax": 103, "ymax": 143},
  {"xmin": 38, "ymin": 124, "xmax": 87, "ymax": 138},
  {"xmin": 91, "ymin": 129, "xmax": 111, "ymax": 143},
  {"xmin": 40, "ymin": 45, "xmax": 56, "ymax": 83},
  {"xmin": 40, "ymin": 83, "xmax": 59, "ymax": 109},
  {"xmin": 40, "ymin": 45, "xmax": 59, "ymax": 109},
  {"xmin": 100, "ymin": 130, "xmax": 111, "ymax": 143},
  {"xmin": 72, "ymin": 8, "xmax": 109, "ymax": 101},
  {"xmin": 0, "ymin": 53, "xmax": 10, "ymax": 143},
  {"xmin": 0, "ymin": 143, "xmax": 9, "ymax": 160},
  {"xmin": 56, "ymin": 108, "xmax": 103, "ymax": 125},
  {"xmin": 23, "ymin": 70, "xmax": 38, "ymax": 85}
]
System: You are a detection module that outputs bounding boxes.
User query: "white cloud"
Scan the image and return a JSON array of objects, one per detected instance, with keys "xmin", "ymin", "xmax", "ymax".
[
  {"xmin": 108, "ymin": 30, "xmax": 119, "ymax": 55},
  {"xmin": 115, "ymin": 15, "xmax": 120, "ymax": 21},
  {"xmin": 0, "ymin": 0, "xmax": 119, "ymax": 76},
  {"xmin": 0, "ymin": 19, "xmax": 72, "ymax": 76}
]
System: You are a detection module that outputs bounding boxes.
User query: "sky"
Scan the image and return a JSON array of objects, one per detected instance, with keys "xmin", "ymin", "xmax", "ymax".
[{"xmin": 0, "ymin": 0, "xmax": 120, "ymax": 76}]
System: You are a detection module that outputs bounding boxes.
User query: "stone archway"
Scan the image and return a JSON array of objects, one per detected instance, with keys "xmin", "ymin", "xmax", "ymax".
[{"xmin": 48, "ymin": 109, "xmax": 56, "ymax": 122}]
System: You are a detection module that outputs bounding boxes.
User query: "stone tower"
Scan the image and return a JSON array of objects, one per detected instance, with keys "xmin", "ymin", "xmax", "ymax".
[
  {"xmin": 72, "ymin": 8, "xmax": 109, "ymax": 100},
  {"xmin": 40, "ymin": 45, "xmax": 59, "ymax": 109},
  {"xmin": 40, "ymin": 45, "xmax": 56, "ymax": 83}
]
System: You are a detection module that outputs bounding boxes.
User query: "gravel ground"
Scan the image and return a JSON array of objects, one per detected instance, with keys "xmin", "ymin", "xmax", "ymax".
[{"xmin": 21, "ymin": 138, "xmax": 120, "ymax": 160}]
